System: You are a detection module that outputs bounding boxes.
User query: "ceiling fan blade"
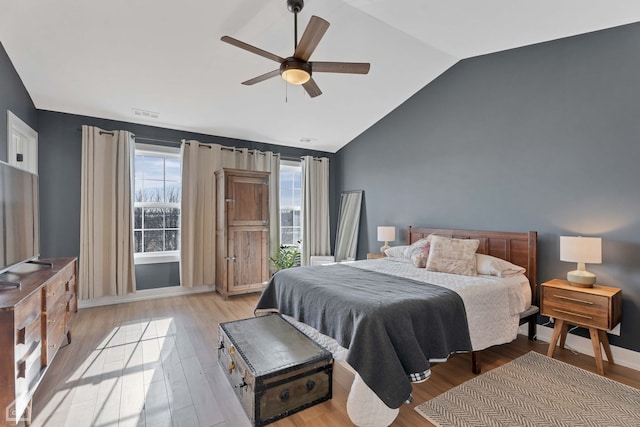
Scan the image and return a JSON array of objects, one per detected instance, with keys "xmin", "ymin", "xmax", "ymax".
[
  {"xmin": 221, "ymin": 36, "xmax": 285, "ymax": 63},
  {"xmin": 302, "ymin": 78, "xmax": 322, "ymax": 98},
  {"xmin": 293, "ymin": 16, "xmax": 330, "ymax": 61},
  {"xmin": 312, "ymin": 61, "xmax": 370, "ymax": 74},
  {"xmin": 241, "ymin": 69, "xmax": 281, "ymax": 85}
]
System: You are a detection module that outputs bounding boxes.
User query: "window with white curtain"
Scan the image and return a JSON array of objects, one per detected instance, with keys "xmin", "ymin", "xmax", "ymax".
[
  {"xmin": 280, "ymin": 160, "xmax": 302, "ymax": 246},
  {"xmin": 133, "ymin": 143, "xmax": 181, "ymax": 264}
]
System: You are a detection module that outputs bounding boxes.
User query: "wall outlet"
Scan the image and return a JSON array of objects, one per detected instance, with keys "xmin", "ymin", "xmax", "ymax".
[{"xmin": 608, "ymin": 323, "xmax": 621, "ymax": 336}]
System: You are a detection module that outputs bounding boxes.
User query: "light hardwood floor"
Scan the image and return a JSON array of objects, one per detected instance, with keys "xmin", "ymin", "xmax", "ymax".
[{"xmin": 22, "ymin": 291, "xmax": 640, "ymax": 427}]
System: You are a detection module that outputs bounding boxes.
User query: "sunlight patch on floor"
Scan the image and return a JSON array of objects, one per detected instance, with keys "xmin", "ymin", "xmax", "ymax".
[{"xmin": 31, "ymin": 318, "xmax": 223, "ymax": 427}]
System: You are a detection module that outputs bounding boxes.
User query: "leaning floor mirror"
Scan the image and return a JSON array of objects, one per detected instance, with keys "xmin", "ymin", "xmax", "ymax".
[{"xmin": 334, "ymin": 190, "xmax": 363, "ymax": 262}]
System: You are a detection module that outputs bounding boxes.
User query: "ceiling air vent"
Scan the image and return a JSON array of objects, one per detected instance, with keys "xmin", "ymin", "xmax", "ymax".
[{"xmin": 132, "ymin": 108, "xmax": 159, "ymax": 119}]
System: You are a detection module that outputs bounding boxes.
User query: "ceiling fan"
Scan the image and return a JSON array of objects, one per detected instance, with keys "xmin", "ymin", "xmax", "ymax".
[{"xmin": 221, "ymin": 0, "xmax": 370, "ymax": 98}]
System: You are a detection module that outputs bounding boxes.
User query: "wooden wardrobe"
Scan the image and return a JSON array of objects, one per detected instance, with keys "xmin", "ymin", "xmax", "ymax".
[{"xmin": 215, "ymin": 168, "xmax": 270, "ymax": 298}]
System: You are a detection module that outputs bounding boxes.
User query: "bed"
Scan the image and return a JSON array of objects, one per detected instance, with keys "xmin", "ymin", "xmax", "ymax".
[{"xmin": 255, "ymin": 226, "xmax": 538, "ymax": 426}]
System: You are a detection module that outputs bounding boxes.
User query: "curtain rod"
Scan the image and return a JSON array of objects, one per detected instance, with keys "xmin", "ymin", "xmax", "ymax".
[
  {"xmin": 136, "ymin": 136, "xmax": 181, "ymax": 146},
  {"xmin": 79, "ymin": 128, "xmax": 283, "ymax": 155},
  {"xmin": 77, "ymin": 128, "xmax": 182, "ymax": 146},
  {"xmin": 183, "ymin": 141, "xmax": 212, "ymax": 149}
]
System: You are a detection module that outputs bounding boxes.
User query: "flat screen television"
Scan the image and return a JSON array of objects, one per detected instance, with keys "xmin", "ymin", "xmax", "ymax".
[{"xmin": 0, "ymin": 160, "xmax": 40, "ymax": 276}]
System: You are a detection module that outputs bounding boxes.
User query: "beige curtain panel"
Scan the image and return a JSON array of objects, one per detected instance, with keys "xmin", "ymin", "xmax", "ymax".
[
  {"xmin": 180, "ymin": 142, "xmax": 280, "ymax": 286},
  {"xmin": 301, "ymin": 156, "xmax": 331, "ymax": 266},
  {"xmin": 180, "ymin": 141, "xmax": 220, "ymax": 287},
  {"xmin": 79, "ymin": 125, "xmax": 136, "ymax": 300}
]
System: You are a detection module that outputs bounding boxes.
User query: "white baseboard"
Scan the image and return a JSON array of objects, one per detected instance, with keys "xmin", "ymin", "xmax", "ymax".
[
  {"xmin": 519, "ymin": 323, "xmax": 640, "ymax": 371},
  {"xmin": 78, "ymin": 285, "xmax": 217, "ymax": 309}
]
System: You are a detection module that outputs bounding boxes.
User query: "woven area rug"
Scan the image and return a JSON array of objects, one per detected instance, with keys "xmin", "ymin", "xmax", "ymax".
[{"xmin": 415, "ymin": 351, "xmax": 640, "ymax": 427}]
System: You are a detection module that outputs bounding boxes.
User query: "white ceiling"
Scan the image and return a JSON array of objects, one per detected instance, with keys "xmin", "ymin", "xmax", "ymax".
[{"xmin": 2, "ymin": 1, "xmax": 640, "ymax": 153}]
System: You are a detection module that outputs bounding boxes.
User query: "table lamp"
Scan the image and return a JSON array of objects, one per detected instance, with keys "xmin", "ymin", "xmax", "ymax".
[
  {"xmin": 377, "ymin": 226, "xmax": 396, "ymax": 253},
  {"xmin": 560, "ymin": 236, "xmax": 602, "ymax": 287}
]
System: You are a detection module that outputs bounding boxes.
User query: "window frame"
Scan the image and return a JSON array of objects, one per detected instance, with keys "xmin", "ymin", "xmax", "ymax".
[
  {"xmin": 133, "ymin": 143, "xmax": 181, "ymax": 265},
  {"xmin": 279, "ymin": 159, "xmax": 303, "ymax": 248}
]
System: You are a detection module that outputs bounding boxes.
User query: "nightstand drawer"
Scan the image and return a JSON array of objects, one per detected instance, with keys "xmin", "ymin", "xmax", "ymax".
[
  {"xmin": 541, "ymin": 280, "xmax": 621, "ymax": 330},
  {"xmin": 543, "ymin": 289, "xmax": 609, "ymax": 329}
]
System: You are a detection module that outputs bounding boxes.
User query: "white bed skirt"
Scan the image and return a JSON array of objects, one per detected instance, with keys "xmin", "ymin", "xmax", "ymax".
[{"xmin": 283, "ymin": 315, "xmax": 400, "ymax": 427}]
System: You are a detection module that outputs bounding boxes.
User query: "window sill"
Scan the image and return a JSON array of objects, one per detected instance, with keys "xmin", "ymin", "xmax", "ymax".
[{"xmin": 134, "ymin": 252, "xmax": 179, "ymax": 265}]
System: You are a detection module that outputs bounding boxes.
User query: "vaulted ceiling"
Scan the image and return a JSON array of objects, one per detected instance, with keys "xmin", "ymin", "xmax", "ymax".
[{"xmin": 2, "ymin": 1, "xmax": 640, "ymax": 152}]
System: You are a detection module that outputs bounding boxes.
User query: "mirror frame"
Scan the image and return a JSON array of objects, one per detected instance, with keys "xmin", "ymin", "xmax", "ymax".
[{"xmin": 334, "ymin": 190, "xmax": 363, "ymax": 262}]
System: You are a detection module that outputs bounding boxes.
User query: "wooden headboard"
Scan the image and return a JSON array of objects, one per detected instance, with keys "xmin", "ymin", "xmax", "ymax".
[{"xmin": 408, "ymin": 226, "xmax": 538, "ymax": 303}]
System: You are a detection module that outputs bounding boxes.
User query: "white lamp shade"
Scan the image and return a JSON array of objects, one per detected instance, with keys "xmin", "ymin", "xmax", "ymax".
[
  {"xmin": 560, "ymin": 236, "xmax": 602, "ymax": 264},
  {"xmin": 377, "ymin": 226, "xmax": 396, "ymax": 242}
]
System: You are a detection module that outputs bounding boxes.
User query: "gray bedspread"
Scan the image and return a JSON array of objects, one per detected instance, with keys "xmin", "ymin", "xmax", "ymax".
[{"xmin": 255, "ymin": 263, "xmax": 472, "ymax": 409}]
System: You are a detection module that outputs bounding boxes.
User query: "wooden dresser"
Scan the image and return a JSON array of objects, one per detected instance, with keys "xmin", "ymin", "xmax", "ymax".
[
  {"xmin": 215, "ymin": 168, "xmax": 270, "ymax": 298},
  {"xmin": 0, "ymin": 257, "xmax": 77, "ymax": 426}
]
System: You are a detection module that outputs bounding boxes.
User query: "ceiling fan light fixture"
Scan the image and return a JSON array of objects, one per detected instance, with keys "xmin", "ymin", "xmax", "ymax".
[
  {"xmin": 281, "ymin": 69, "xmax": 310, "ymax": 85},
  {"xmin": 280, "ymin": 58, "xmax": 311, "ymax": 85}
]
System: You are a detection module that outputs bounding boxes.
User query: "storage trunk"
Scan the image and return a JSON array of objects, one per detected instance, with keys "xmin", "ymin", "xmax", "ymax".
[{"xmin": 218, "ymin": 314, "xmax": 333, "ymax": 426}]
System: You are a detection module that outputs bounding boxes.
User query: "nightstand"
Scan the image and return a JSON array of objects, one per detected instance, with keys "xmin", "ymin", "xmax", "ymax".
[
  {"xmin": 366, "ymin": 252, "xmax": 386, "ymax": 260},
  {"xmin": 541, "ymin": 279, "xmax": 622, "ymax": 375}
]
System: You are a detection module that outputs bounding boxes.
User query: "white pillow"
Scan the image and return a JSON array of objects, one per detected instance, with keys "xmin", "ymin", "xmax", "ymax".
[
  {"xmin": 426, "ymin": 235, "xmax": 479, "ymax": 276},
  {"xmin": 476, "ymin": 253, "xmax": 526, "ymax": 277},
  {"xmin": 384, "ymin": 245, "xmax": 409, "ymax": 258}
]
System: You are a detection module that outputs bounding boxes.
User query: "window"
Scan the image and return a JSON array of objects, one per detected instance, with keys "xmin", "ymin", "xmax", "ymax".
[
  {"xmin": 279, "ymin": 160, "xmax": 302, "ymax": 246},
  {"xmin": 133, "ymin": 144, "xmax": 181, "ymax": 264}
]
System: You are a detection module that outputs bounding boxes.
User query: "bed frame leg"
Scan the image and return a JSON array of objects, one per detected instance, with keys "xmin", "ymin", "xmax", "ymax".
[
  {"xmin": 471, "ymin": 351, "xmax": 481, "ymax": 374},
  {"xmin": 528, "ymin": 317, "xmax": 537, "ymax": 341}
]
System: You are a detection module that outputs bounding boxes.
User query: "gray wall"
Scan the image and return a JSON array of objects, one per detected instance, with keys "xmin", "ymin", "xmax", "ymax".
[
  {"xmin": 37, "ymin": 110, "xmax": 335, "ymax": 288},
  {"xmin": 0, "ymin": 42, "xmax": 37, "ymax": 162},
  {"xmin": 337, "ymin": 23, "xmax": 640, "ymax": 353}
]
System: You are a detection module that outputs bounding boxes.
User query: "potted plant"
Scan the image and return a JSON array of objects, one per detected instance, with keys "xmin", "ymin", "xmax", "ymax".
[{"xmin": 270, "ymin": 243, "xmax": 301, "ymax": 271}]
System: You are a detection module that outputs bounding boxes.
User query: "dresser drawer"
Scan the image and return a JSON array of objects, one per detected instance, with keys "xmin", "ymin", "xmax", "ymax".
[
  {"xmin": 15, "ymin": 339, "xmax": 43, "ymax": 422},
  {"xmin": 46, "ymin": 313, "xmax": 67, "ymax": 364},
  {"xmin": 14, "ymin": 291, "xmax": 42, "ymax": 334},
  {"xmin": 15, "ymin": 310, "xmax": 41, "ymax": 360},
  {"xmin": 45, "ymin": 277, "xmax": 68, "ymax": 311},
  {"xmin": 542, "ymin": 287, "xmax": 610, "ymax": 329},
  {"xmin": 65, "ymin": 292, "xmax": 77, "ymax": 328},
  {"xmin": 65, "ymin": 273, "xmax": 76, "ymax": 293}
]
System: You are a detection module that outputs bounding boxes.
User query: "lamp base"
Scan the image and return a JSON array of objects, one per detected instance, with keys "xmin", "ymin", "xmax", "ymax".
[
  {"xmin": 380, "ymin": 243, "xmax": 390, "ymax": 253},
  {"xmin": 567, "ymin": 270, "xmax": 596, "ymax": 288}
]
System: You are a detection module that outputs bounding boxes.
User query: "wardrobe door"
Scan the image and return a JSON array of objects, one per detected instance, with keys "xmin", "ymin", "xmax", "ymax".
[{"xmin": 227, "ymin": 174, "xmax": 269, "ymax": 227}]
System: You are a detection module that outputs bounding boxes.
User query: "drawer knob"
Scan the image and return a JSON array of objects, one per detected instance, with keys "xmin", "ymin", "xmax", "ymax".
[
  {"xmin": 279, "ymin": 389, "xmax": 290, "ymax": 402},
  {"xmin": 48, "ymin": 292, "xmax": 56, "ymax": 297},
  {"xmin": 49, "ymin": 344, "xmax": 56, "ymax": 349}
]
